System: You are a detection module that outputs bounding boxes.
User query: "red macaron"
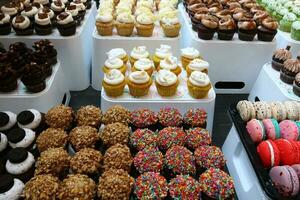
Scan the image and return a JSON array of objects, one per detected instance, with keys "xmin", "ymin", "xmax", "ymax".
[
  {"xmin": 274, "ymin": 139, "xmax": 299, "ymax": 165},
  {"xmin": 257, "ymin": 139, "xmax": 280, "ymax": 168}
]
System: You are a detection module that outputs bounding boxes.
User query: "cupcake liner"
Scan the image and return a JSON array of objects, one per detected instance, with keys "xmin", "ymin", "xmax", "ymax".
[
  {"xmin": 96, "ymin": 21, "xmax": 113, "ymax": 36},
  {"xmin": 238, "ymin": 29, "xmax": 257, "ymax": 41},
  {"xmin": 116, "ymin": 22, "xmax": 134, "ymax": 36},
  {"xmin": 127, "ymin": 79, "xmax": 153, "ymax": 97},
  {"xmin": 155, "ymin": 80, "xmax": 179, "ymax": 97},
  {"xmin": 102, "ymin": 80, "xmax": 126, "ymax": 97},
  {"xmin": 161, "ymin": 23, "xmax": 181, "ymax": 37},
  {"xmin": 187, "ymin": 80, "xmax": 211, "ymax": 99},
  {"xmin": 136, "ymin": 23, "xmax": 154, "ymax": 37}
]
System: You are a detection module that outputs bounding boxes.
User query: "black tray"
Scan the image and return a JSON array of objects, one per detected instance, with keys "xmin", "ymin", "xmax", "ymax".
[{"xmin": 229, "ymin": 104, "xmax": 300, "ymax": 200}]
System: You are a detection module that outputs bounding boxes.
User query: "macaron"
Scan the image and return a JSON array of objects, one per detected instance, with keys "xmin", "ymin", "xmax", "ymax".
[
  {"xmin": 269, "ymin": 165, "xmax": 299, "ymax": 197},
  {"xmin": 246, "ymin": 119, "xmax": 266, "ymax": 143},
  {"xmin": 284, "ymin": 101, "xmax": 299, "ymax": 121},
  {"xmin": 262, "ymin": 119, "xmax": 280, "ymax": 140},
  {"xmin": 279, "ymin": 120, "xmax": 299, "ymax": 141},
  {"xmin": 269, "ymin": 102, "xmax": 287, "ymax": 122},
  {"xmin": 236, "ymin": 100, "xmax": 256, "ymax": 121},
  {"xmin": 275, "ymin": 139, "xmax": 299, "ymax": 165},
  {"xmin": 257, "ymin": 140, "xmax": 280, "ymax": 168},
  {"xmin": 291, "ymin": 164, "xmax": 300, "ymax": 180},
  {"xmin": 253, "ymin": 101, "xmax": 272, "ymax": 120}
]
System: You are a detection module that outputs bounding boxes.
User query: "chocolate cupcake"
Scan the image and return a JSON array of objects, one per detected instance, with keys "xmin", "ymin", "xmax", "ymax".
[
  {"xmin": 65, "ymin": 5, "xmax": 81, "ymax": 26},
  {"xmin": 17, "ymin": 109, "xmax": 46, "ymax": 133},
  {"xmin": 272, "ymin": 46, "xmax": 292, "ymax": 71},
  {"xmin": 158, "ymin": 127, "xmax": 186, "ymax": 151},
  {"xmin": 8, "ymin": 42, "xmax": 32, "ymax": 76},
  {"xmin": 102, "ymin": 105, "xmax": 131, "ymax": 125},
  {"xmin": 130, "ymin": 128, "xmax": 158, "ymax": 151},
  {"xmin": 39, "ymin": 7, "xmax": 55, "ymax": 26},
  {"xmin": 218, "ymin": 16, "xmax": 236, "ymax": 40},
  {"xmin": 0, "ymin": 111, "xmax": 17, "ymax": 132},
  {"xmin": 36, "ymin": 128, "xmax": 68, "ymax": 152},
  {"xmin": 21, "ymin": 5, "xmax": 39, "ymax": 21},
  {"xmin": 158, "ymin": 107, "xmax": 183, "ymax": 127},
  {"xmin": 0, "ymin": 66, "xmax": 18, "ymax": 92},
  {"xmin": 34, "ymin": 13, "xmax": 52, "ymax": 35},
  {"xmin": 253, "ymin": 10, "xmax": 269, "ymax": 26},
  {"xmin": 7, "ymin": 128, "xmax": 36, "ymax": 154},
  {"xmin": 103, "ymin": 143, "xmax": 132, "ymax": 172},
  {"xmin": 97, "ymin": 169, "xmax": 134, "ymax": 200},
  {"xmin": 33, "ymin": 0, "xmax": 50, "ymax": 7},
  {"xmin": 197, "ymin": 14, "xmax": 219, "ymax": 40},
  {"xmin": 5, "ymin": 148, "xmax": 35, "ymax": 183},
  {"xmin": 169, "ymin": 175, "xmax": 201, "ymax": 199},
  {"xmin": 70, "ymin": 0, "xmax": 86, "ymax": 20},
  {"xmin": 184, "ymin": 108, "xmax": 207, "ymax": 128},
  {"xmin": 45, "ymin": 105, "xmax": 74, "ymax": 130},
  {"xmin": 186, "ymin": 127, "xmax": 211, "ymax": 150},
  {"xmin": 238, "ymin": 18, "xmax": 257, "ymax": 41},
  {"xmin": 257, "ymin": 17, "xmax": 278, "ymax": 42},
  {"xmin": 215, "ymin": 9, "xmax": 231, "ymax": 19},
  {"xmin": 1, "ymin": 2, "xmax": 18, "ymax": 19},
  {"xmin": 56, "ymin": 12, "xmax": 76, "ymax": 36},
  {"xmin": 194, "ymin": 146, "xmax": 226, "ymax": 170},
  {"xmin": 22, "ymin": 174, "xmax": 59, "ymax": 200},
  {"xmin": 134, "ymin": 147, "xmax": 163, "ymax": 174},
  {"xmin": 12, "ymin": 15, "xmax": 33, "ymax": 35},
  {"xmin": 187, "ymin": 3, "xmax": 206, "ymax": 18},
  {"xmin": 32, "ymin": 39, "xmax": 58, "ymax": 66},
  {"xmin": 69, "ymin": 126, "xmax": 100, "ymax": 152},
  {"xmin": 80, "ymin": 0, "xmax": 91, "ymax": 9},
  {"xmin": 130, "ymin": 108, "xmax": 158, "ymax": 131},
  {"xmin": 51, "ymin": 0, "xmax": 65, "ymax": 15},
  {"xmin": 191, "ymin": 7, "xmax": 209, "ymax": 31},
  {"xmin": 75, "ymin": 105, "xmax": 102, "ymax": 128},
  {"xmin": 293, "ymin": 73, "xmax": 300, "ymax": 97},
  {"xmin": 0, "ymin": 174, "xmax": 24, "ymax": 200},
  {"xmin": 0, "ymin": 13, "xmax": 11, "ymax": 35},
  {"xmin": 100, "ymin": 122, "xmax": 129, "ymax": 147},
  {"xmin": 21, "ymin": 62, "xmax": 46, "ymax": 93},
  {"xmin": 280, "ymin": 58, "xmax": 300, "ymax": 84}
]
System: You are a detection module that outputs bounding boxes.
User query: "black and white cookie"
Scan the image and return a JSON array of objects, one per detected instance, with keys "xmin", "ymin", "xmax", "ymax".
[
  {"xmin": 17, "ymin": 109, "xmax": 46, "ymax": 133},
  {"xmin": 5, "ymin": 148, "xmax": 35, "ymax": 183},
  {"xmin": 0, "ymin": 111, "xmax": 17, "ymax": 132},
  {"xmin": 0, "ymin": 174, "xmax": 24, "ymax": 200}
]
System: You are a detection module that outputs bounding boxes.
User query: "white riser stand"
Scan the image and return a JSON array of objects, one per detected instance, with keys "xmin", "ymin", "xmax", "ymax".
[
  {"xmin": 179, "ymin": 3, "xmax": 276, "ymax": 94},
  {"xmin": 276, "ymin": 30, "xmax": 300, "ymax": 57},
  {"xmin": 248, "ymin": 63, "xmax": 299, "ymax": 101},
  {"xmin": 92, "ymin": 25, "xmax": 180, "ymax": 90},
  {"xmin": 0, "ymin": 62, "xmax": 70, "ymax": 113},
  {"xmin": 0, "ymin": 3, "xmax": 97, "ymax": 91},
  {"xmin": 222, "ymin": 126, "xmax": 268, "ymax": 200}
]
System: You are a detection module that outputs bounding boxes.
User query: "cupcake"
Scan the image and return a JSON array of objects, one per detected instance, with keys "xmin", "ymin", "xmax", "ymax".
[
  {"xmin": 51, "ymin": 0, "xmax": 65, "ymax": 15},
  {"xmin": 12, "ymin": 15, "xmax": 33, "ymax": 35},
  {"xmin": 164, "ymin": 145, "xmax": 196, "ymax": 176},
  {"xmin": 197, "ymin": 14, "xmax": 218, "ymax": 40},
  {"xmin": 100, "ymin": 122, "xmax": 130, "ymax": 147},
  {"xmin": 103, "ymin": 143, "xmax": 133, "ymax": 172},
  {"xmin": 7, "ymin": 128, "xmax": 36, "ymax": 153},
  {"xmin": 57, "ymin": 174, "xmax": 96, "ymax": 200},
  {"xmin": 33, "ymin": 0, "xmax": 50, "ymax": 7},
  {"xmin": 187, "ymin": 71, "xmax": 211, "ymax": 99},
  {"xmin": 291, "ymin": 21, "xmax": 300, "ymax": 41},
  {"xmin": 21, "ymin": 5, "xmax": 39, "ymax": 21},
  {"xmin": 95, "ymin": 11, "xmax": 113, "ymax": 36},
  {"xmin": 293, "ymin": 73, "xmax": 300, "ymax": 97},
  {"xmin": 158, "ymin": 107, "xmax": 183, "ymax": 127},
  {"xmin": 65, "ymin": 5, "xmax": 81, "ymax": 26},
  {"xmin": 76, "ymin": 105, "xmax": 102, "ymax": 128},
  {"xmin": 0, "ymin": 111, "xmax": 16, "ymax": 132},
  {"xmin": 16, "ymin": 109, "xmax": 46, "ymax": 132},
  {"xmin": 115, "ymin": 12, "xmax": 135, "ymax": 36},
  {"xmin": 0, "ymin": 13, "xmax": 11, "ymax": 35},
  {"xmin": 279, "ymin": 13, "xmax": 297, "ymax": 32},
  {"xmin": 134, "ymin": 172, "xmax": 168, "ymax": 200},
  {"xmin": 181, "ymin": 47, "xmax": 200, "ymax": 70},
  {"xmin": 135, "ymin": 13, "xmax": 155, "ymax": 37},
  {"xmin": 102, "ymin": 105, "xmax": 131, "ymax": 125},
  {"xmin": 103, "ymin": 57, "xmax": 127, "ymax": 75},
  {"xmin": 32, "ymin": 2, "xmax": 44, "ymax": 10},
  {"xmin": 5, "ymin": 148, "xmax": 35, "ymax": 183},
  {"xmin": 186, "ymin": 58, "xmax": 209, "ymax": 77},
  {"xmin": 127, "ymin": 71, "xmax": 153, "ymax": 97},
  {"xmin": 272, "ymin": 46, "xmax": 292, "ymax": 71},
  {"xmin": 130, "ymin": 128, "xmax": 158, "ymax": 151},
  {"xmin": 129, "ymin": 46, "xmax": 150, "ymax": 66},
  {"xmin": 0, "ymin": 65, "xmax": 18, "ymax": 92},
  {"xmin": 69, "ymin": 126, "xmax": 100, "ymax": 151},
  {"xmin": 191, "ymin": 7, "xmax": 209, "ymax": 31},
  {"xmin": 160, "ymin": 15, "xmax": 181, "ymax": 37},
  {"xmin": 130, "ymin": 108, "xmax": 158, "ymax": 130},
  {"xmin": 152, "ymin": 45, "xmax": 172, "ymax": 69},
  {"xmin": 32, "ymin": 39, "xmax": 58, "ymax": 66},
  {"xmin": 134, "ymin": 147, "xmax": 163, "ymax": 173},
  {"xmin": 132, "ymin": 58, "xmax": 155, "ymax": 76},
  {"xmin": 169, "ymin": 175, "xmax": 201, "ymax": 199},
  {"xmin": 107, "ymin": 48, "xmax": 128, "ymax": 64},
  {"xmin": 70, "ymin": 0, "xmax": 86, "ymax": 20},
  {"xmin": 56, "ymin": 12, "xmax": 76, "ymax": 36},
  {"xmin": 186, "ymin": 127, "xmax": 211, "ymax": 150},
  {"xmin": 21, "ymin": 62, "xmax": 46, "ymax": 93},
  {"xmin": 280, "ymin": 58, "xmax": 300, "ymax": 84},
  {"xmin": 218, "ymin": 15, "xmax": 236, "ymax": 40},
  {"xmin": 184, "ymin": 108, "xmax": 207, "ymax": 128},
  {"xmin": 0, "ymin": 174, "xmax": 24, "ymax": 200},
  {"xmin": 81, "ymin": 0, "xmax": 92, "ymax": 9},
  {"xmin": 257, "ymin": 17, "xmax": 278, "ymax": 41},
  {"xmin": 1, "ymin": 2, "xmax": 18, "ymax": 19},
  {"xmin": 199, "ymin": 168, "xmax": 235, "ymax": 199},
  {"xmin": 22, "ymin": 174, "xmax": 59, "ymax": 200},
  {"xmin": 34, "ymin": 147, "xmax": 70, "ymax": 177},
  {"xmin": 34, "ymin": 13, "xmax": 52, "ymax": 35},
  {"xmin": 36, "ymin": 128, "xmax": 68, "ymax": 152},
  {"xmin": 39, "ymin": 7, "xmax": 55, "ymax": 25},
  {"xmin": 253, "ymin": 10, "xmax": 269, "ymax": 25},
  {"xmin": 102, "ymin": 69, "xmax": 126, "ymax": 97},
  {"xmin": 155, "ymin": 69, "xmax": 179, "ymax": 96},
  {"xmin": 158, "ymin": 127, "xmax": 185, "ymax": 150},
  {"xmin": 238, "ymin": 18, "xmax": 257, "ymax": 41},
  {"xmin": 158, "ymin": 56, "xmax": 182, "ymax": 76},
  {"xmin": 45, "ymin": 105, "xmax": 74, "ymax": 130},
  {"xmin": 97, "ymin": 169, "xmax": 134, "ymax": 200},
  {"xmin": 194, "ymin": 146, "xmax": 226, "ymax": 169}
]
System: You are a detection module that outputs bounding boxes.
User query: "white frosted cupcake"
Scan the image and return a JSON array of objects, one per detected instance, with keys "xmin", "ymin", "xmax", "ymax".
[
  {"xmin": 115, "ymin": 12, "xmax": 135, "ymax": 36},
  {"xmin": 158, "ymin": 56, "xmax": 182, "ymax": 76},
  {"xmin": 126, "ymin": 71, "xmax": 153, "ymax": 97},
  {"xmin": 0, "ymin": 174, "xmax": 24, "ymax": 200},
  {"xmin": 17, "ymin": 109, "xmax": 45, "ymax": 132},
  {"xmin": 129, "ymin": 46, "xmax": 150, "ymax": 66},
  {"xmin": 102, "ymin": 69, "xmax": 126, "ymax": 97},
  {"xmin": 132, "ymin": 58, "xmax": 155, "ymax": 76},
  {"xmin": 103, "ymin": 57, "xmax": 127, "ymax": 75},
  {"xmin": 181, "ymin": 47, "xmax": 201, "ymax": 69},
  {"xmin": 155, "ymin": 69, "xmax": 179, "ymax": 96},
  {"xmin": 187, "ymin": 71, "xmax": 211, "ymax": 99},
  {"xmin": 153, "ymin": 45, "xmax": 172, "ymax": 68},
  {"xmin": 186, "ymin": 58, "xmax": 209, "ymax": 76},
  {"xmin": 0, "ymin": 111, "xmax": 17, "ymax": 132},
  {"xmin": 7, "ymin": 128, "xmax": 36, "ymax": 152},
  {"xmin": 107, "ymin": 48, "xmax": 128, "ymax": 64}
]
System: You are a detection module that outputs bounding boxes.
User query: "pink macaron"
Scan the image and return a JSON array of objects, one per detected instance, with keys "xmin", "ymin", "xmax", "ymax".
[
  {"xmin": 279, "ymin": 120, "xmax": 299, "ymax": 141},
  {"xmin": 262, "ymin": 119, "xmax": 281, "ymax": 140},
  {"xmin": 246, "ymin": 119, "xmax": 265, "ymax": 143}
]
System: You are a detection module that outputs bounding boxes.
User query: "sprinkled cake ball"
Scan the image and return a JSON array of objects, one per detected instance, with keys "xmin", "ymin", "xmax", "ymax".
[
  {"xmin": 169, "ymin": 175, "xmax": 201, "ymax": 200},
  {"xmin": 134, "ymin": 147, "xmax": 163, "ymax": 173},
  {"xmin": 130, "ymin": 108, "xmax": 158, "ymax": 129},
  {"xmin": 194, "ymin": 146, "xmax": 226, "ymax": 169},
  {"xmin": 130, "ymin": 128, "xmax": 158, "ymax": 151},
  {"xmin": 184, "ymin": 108, "xmax": 207, "ymax": 128},
  {"xmin": 158, "ymin": 107, "xmax": 183, "ymax": 127},
  {"xmin": 158, "ymin": 127, "xmax": 186, "ymax": 150},
  {"xmin": 185, "ymin": 127, "xmax": 211, "ymax": 150}
]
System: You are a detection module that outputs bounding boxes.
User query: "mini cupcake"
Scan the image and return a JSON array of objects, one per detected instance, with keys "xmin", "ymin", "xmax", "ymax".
[
  {"xmin": 187, "ymin": 71, "xmax": 211, "ymax": 99},
  {"xmin": 186, "ymin": 58, "xmax": 209, "ymax": 77},
  {"xmin": 1, "ymin": 2, "xmax": 18, "ymax": 19},
  {"xmin": 102, "ymin": 105, "xmax": 131, "ymax": 125},
  {"xmin": 45, "ymin": 105, "xmax": 74, "ymax": 130},
  {"xmin": 155, "ymin": 69, "xmax": 179, "ymax": 97},
  {"xmin": 134, "ymin": 147, "xmax": 163, "ymax": 173},
  {"xmin": 103, "ymin": 143, "xmax": 133, "ymax": 172},
  {"xmin": 57, "ymin": 174, "xmax": 96, "ymax": 200},
  {"xmin": 253, "ymin": 10, "xmax": 269, "ymax": 26},
  {"xmin": 51, "ymin": 0, "xmax": 65, "ymax": 15},
  {"xmin": 0, "ymin": 111, "xmax": 16, "ymax": 132},
  {"xmin": 56, "ymin": 12, "xmax": 76, "ymax": 36},
  {"xmin": 127, "ymin": 71, "xmax": 153, "ymax": 97},
  {"xmin": 130, "ymin": 108, "xmax": 158, "ymax": 131},
  {"xmin": 198, "ymin": 14, "xmax": 218, "ymax": 40},
  {"xmin": 12, "ymin": 15, "xmax": 33, "ymax": 35},
  {"xmin": 129, "ymin": 46, "xmax": 150, "ymax": 66},
  {"xmin": 36, "ymin": 128, "xmax": 68, "ymax": 152},
  {"xmin": 238, "ymin": 18, "xmax": 257, "ymax": 41},
  {"xmin": 272, "ymin": 46, "xmax": 292, "ymax": 71},
  {"xmin": 69, "ymin": 126, "xmax": 100, "ymax": 151},
  {"xmin": 17, "ymin": 109, "xmax": 46, "ymax": 133},
  {"xmin": 22, "ymin": 174, "xmax": 59, "ymax": 200},
  {"xmin": 293, "ymin": 73, "xmax": 300, "ymax": 97},
  {"xmin": 65, "ymin": 5, "xmax": 81, "ymax": 26},
  {"xmin": 158, "ymin": 107, "xmax": 183, "ymax": 127},
  {"xmin": 279, "ymin": 13, "xmax": 297, "ymax": 32},
  {"xmin": 169, "ymin": 175, "xmax": 201, "ymax": 199},
  {"xmin": 164, "ymin": 145, "xmax": 196, "ymax": 176},
  {"xmin": 158, "ymin": 127, "xmax": 185, "ymax": 151},
  {"xmin": 21, "ymin": 62, "xmax": 46, "ymax": 93},
  {"xmin": 39, "ymin": 7, "xmax": 55, "ymax": 25},
  {"xmin": 291, "ymin": 21, "xmax": 300, "ymax": 41},
  {"xmin": 181, "ymin": 47, "xmax": 200, "ymax": 70},
  {"xmin": 134, "ymin": 172, "xmax": 168, "ymax": 200},
  {"xmin": 135, "ymin": 13, "xmax": 155, "ymax": 37},
  {"xmin": 0, "ymin": 66, "xmax": 18, "ymax": 92},
  {"xmin": 70, "ymin": 0, "xmax": 86, "ymax": 20},
  {"xmin": 132, "ymin": 58, "xmax": 155, "ymax": 76},
  {"xmin": 6, "ymin": 148, "xmax": 35, "ymax": 183},
  {"xmin": 152, "ymin": 44, "xmax": 172, "ymax": 69},
  {"xmin": 32, "ymin": 39, "xmax": 58, "ymax": 66},
  {"xmin": 115, "ymin": 12, "xmax": 135, "ymax": 37},
  {"xmin": 97, "ymin": 169, "xmax": 134, "ymax": 200},
  {"xmin": 186, "ymin": 127, "xmax": 211, "ymax": 150},
  {"xmin": 160, "ymin": 15, "xmax": 181, "ymax": 37},
  {"xmin": 34, "ymin": 13, "xmax": 52, "ymax": 35},
  {"xmin": 191, "ymin": 7, "xmax": 209, "ymax": 31},
  {"xmin": 103, "ymin": 57, "xmax": 127, "ymax": 75},
  {"xmin": 280, "ymin": 58, "xmax": 300, "ymax": 84},
  {"xmin": 195, "ymin": 146, "xmax": 226, "ymax": 170},
  {"xmin": 95, "ymin": 11, "xmax": 113, "ymax": 35},
  {"xmin": 102, "ymin": 69, "xmax": 126, "ymax": 97},
  {"xmin": 257, "ymin": 17, "xmax": 278, "ymax": 41},
  {"xmin": 218, "ymin": 15, "xmax": 236, "ymax": 40},
  {"xmin": 76, "ymin": 105, "xmax": 102, "ymax": 128},
  {"xmin": 199, "ymin": 168, "xmax": 235, "ymax": 199},
  {"xmin": 107, "ymin": 48, "xmax": 128, "ymax": 64},
  {"xmin": 130, "ymin": 128, "xmax": 158, "ymax": 151},
  {"xmin": 0, "ymin": 13, "xmax": 11, "ymax": 35},
  {"xmin": 100, "ymin": 122, "xmax": 130, "ymax": 147},
  {"xmin": 7, "ymin": 128, "xmax": 36, "ymax": 153},
  {"xmin": 33, "ymin": 0, "xmax": 50, "ymax": 7},
  {"xmin": 184, "ymin": 108, "xmax": 207, "ymax": 128},
  {"xmin": 0, "ymin": 174, "xmax": 24, "ymax": 200},
  {"xmin": 21, "ymin": 5, "xmax": 39, "ymax": 21},
  {"xmin": 158, "ymin": 56, "xmax": 182, "ymax": 76}
]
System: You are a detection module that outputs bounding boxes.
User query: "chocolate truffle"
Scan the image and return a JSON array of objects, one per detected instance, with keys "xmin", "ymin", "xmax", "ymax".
[
  {"xmin": 194, "ymin": 146, "xmax": 226, "ymax": 169},
  {"xmin": 169, "ymin": 175, "xmax": 201, "ymax": 199},
  {"xmin": 100, "ymin": 122, "xmax": 129, "ymax": 147},
  {"xmin": 45, "ymin": 105, "xmax": 74, "ymax": 130},
  {"xmin": 130, "ymin": 108, "xmax": 158, "ymax": 129},
  {"xmin": 36, "ymin": 128, "xmax": 68, "ymax": 152},
  {"xmin": 76, "ymin": 105, "xmax": 102, "ymax": 128},
  {"xmin": 130, "ymin": 128, "xmax": 158, "ymax": 151},
  {"xmin": 69, "ymin": 126, "xmax": 100, "ymax": 151},
  {"xmin": 184, "ymin": 108, "xmax": 207, "ymax": 128},
  {"xmin": 134, "ymin": 147, "xmax": 163, "ymax": 173},
  {"xmin": 185, "ymin": 127, "xmax": 211, "ymax": 150},
  {"xmin": 102, "ymin": 105, "xmax": 131, "ymax": 125},
  {"xmin": 158, "ymin": 107, "xmax": 183, "ymax": 127},
  {"xmin": 158, "ymin": 127, "xmax": 186, "ymax": 150}
]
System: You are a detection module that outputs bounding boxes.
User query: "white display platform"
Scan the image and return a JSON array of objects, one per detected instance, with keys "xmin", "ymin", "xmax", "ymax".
[
  {"xmin": 0, "ymin": 62, "xmax": 70, "ymax": 113},
  {"xmin": 248, "ymin": 63, "xmax": 299, "ymax": 101},
  {"xmin": 276, "ymin": 30, "xmax": 300, "ymax": 57},
  {"xmin": 92, "ymin": 24, "xmax": 181, "ymax": 90},
  {"xmin": 0, "ymin": 3, "xmax": 97, "ymax": 91},
  {"xmin": 179, "ymin": 3, "xmax": 277, "ymax": 94}
]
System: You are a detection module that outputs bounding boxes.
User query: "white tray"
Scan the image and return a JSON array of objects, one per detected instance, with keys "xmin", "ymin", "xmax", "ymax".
[
  {"xmin": 179, "ymin": 3, "xmax": 277, "ymax": 94},
  {"xmin": 276, "ymin": 30, "xmax": 300, "ymax": 57},
  {"xmin": 0, "ymin": 61, "xmax": 70, "ymax": 113},
  {"xmin": 0, "ymin": 2, "xmax": 97, "ymax": 91},
  {"xmin": 248, "ymin": 63, "xmax": 299, "ymax": 102}
]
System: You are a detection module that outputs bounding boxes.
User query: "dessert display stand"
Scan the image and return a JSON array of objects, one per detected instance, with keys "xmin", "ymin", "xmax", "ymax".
[
  {"xmin": 92, "ymin": 27, "xmax": 181, "ymax": 90},
  {"xmin": 0, "ymin": 2, "xmax": 97, "ymax": 91},
  {"xmin": 276, "ymin": 30, "xmax": 300, "ymax": 57},
  {"xmin": 179, "ymin": 3, "xmax": 277, "ymax": 94},
  {"xmin": 248, "ymin": 63, "xmax": 299, "ymax": 102},
  {"xmin": 0, "ymin": 61, "xmax": 70, "ymax": 113}
]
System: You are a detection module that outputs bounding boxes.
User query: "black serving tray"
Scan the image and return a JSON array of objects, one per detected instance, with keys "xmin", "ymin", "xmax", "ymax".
[{"xmin": 229, "ymin": 104, "xmax": 300, "ymax": 200}]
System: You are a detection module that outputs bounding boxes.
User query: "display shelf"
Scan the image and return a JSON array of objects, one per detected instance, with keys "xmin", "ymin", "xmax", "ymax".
[
  {"xmin": 0, "ymin": 61, "xmax": 70, "ymax": 113},
  {"xmin": 248, "ymin": 63, "xmax": 299, "ymax": 102},
  {"xmin": 0, "ymin": 2, "xmax": 97, "ymax": 91},
  {"xmin": 92, "ymin": 25, "xmax": 181, "ymax": 90},
  {"xmin": 276, "ymin": 30, "xmax": 300, "ymax": 57},
  {"xmin": 179, "ymin": 3, "xmax": 277, "ymax": 94}
]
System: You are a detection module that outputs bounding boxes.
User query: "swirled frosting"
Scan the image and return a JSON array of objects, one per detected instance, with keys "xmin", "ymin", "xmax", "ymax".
[
  {"xmin": 0, "ymin": 13, "xmax": 10, "ymax": 25},
  {"xmin": 189, "ymin": 71, "xmax": 210, "ymax": 86},
  {"xmin": 161, "ymin": 16, "xmax": 179, "ymax": 26},
  {"xmin": 70, "ymin": 1, "xmax": 86, "ymax": 11},
  {"xmin": 65, "ymin": 5, "xmax": 79, "ymax": 17},
  {"xmin": 273, "ymin": 48, "xmax": 292, "ymax": 60},
  {"xmin": 105, "ymin": 57, "xmax": 123, "ymax": 69},
  {"xmin": 107, "ymin": 48, "xmax": 127, "ymax": 59},
  {"xmin": 134, "ymin": 58, "xmax": 154, "ymax": 70},
  {"xmin": 117, "ymin": 12, "xmax": 134, "ymax": 23},
  {"xmin": 51, "ymin": 1, "xmax": 65, "ymax": 12},
  {"xmin": 136, "ymin": 13, "xmax": 155, "ymax": 25},
  {"xmin": 156, "ymin": 69, "xmax": 177, "ymax": 86},
  {"xmin": 96, "ymin": 12, "xmax": 113, "ymax": 22},
  {"xmin": 104, "ymin": 69, "xmax": 125, "ymax": 85},
  {"xmin": 160, "ymin": 56, "xmax": 178, "ymax": 70},
  {"xmin": 39, "ymin": 7, "xmax": 55, "ymax": 19},
  {"xmin": 21, "ymin": 6, "xmax": 38, "ymax": 17},
  {"xmin": 155, "ymin": 45, "xmax": 172, "ymax": 59},
  {"xmin": 201, "ymin": 15, "xmax": 218, "ymax": 29},
  {"xmin": 188, "ymin": 59, "xmax": 209, "ymax": 71},
  {"xmin": 181, "ymin": 47, "xmax": 200, "ymax": 59},
  {"xmin": 34, "ymin": 13, "xmax": 51, "ymax": 25},
  {"xmin": 6, "ymin": 152, "xmax": 35, "ymax": 175},
  {"xmin": 1, "ymin": 5, "xmax": 18, "ymax": 16},
  {"xmin": 56, "ymin": 12, "xmax": 74, "ymax": 25},
  {"xmin": 129, "ymin": 71, "xmax": 150, "ymax": 84},
  {"xmin": 131, "ymin": 46, "xmax": 149, "ymax": 59},
  {"xmin": 33, "ymin": 0, "xmax": 49, "ymax": 5},
  {"xmin": 219, "ymin": 16, "xmax": 236, "ymax": 30},
  {"xmin": 12, "ymin": 16, "xmax": 31, "ymax": 29},
  {"xmin": 137, "ymin": 0, "xmax": 153, "ymax": 9},
  {"xmin": 134, "ymin": 7, "xmax": 152, "ymax": 16},
  {"xmin": 283, "ymin": 59, "xmax": 300, "ymax": 73}
]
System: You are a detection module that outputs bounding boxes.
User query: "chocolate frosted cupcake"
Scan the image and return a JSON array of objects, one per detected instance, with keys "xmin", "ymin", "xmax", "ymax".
[
  {"xmin": 51, "ymin": 0, "xmax": 65, "ymax": 15},
  {"xmin": 32, "ymin": 39, "xmax": 58, "ymax": 66},
  {"xmin": 21, "ymin": 62, "xmax": 46, "ymax": 93},
  {"xmin": 191, "ymin": 7, "xmax": 209, "ymax": 31},
  {"xmin": 17, "ymin": 109, "xmax": 46, "ymax": 133},
  {"xmin": 158, "ymin": 127, "xmax": 186, "ymax": 151},
  {"xmin": 130, "ymin": 108, "xmax": 158, "ymax": 131},
  {"xmin": 272, "ymin": 46, "xmax": 292, "ymax": 71},
  {"xmin": 56, "ymin": 12, "xmax": 76, "ymax": 36},
  {"xmin": 100, "ymin": 122, "xmax": 129, "ymax": 147},
  {"xmin": 187, "ymin": 3, "xmax": 206, "ymax": 18},
  {"xmin": 253, "ymin": 10, "xmax": 269, "ymax": 26},
  {"xmin": 8, "ymin": 42, "xmax": 32, "ymax": 76},
  {"xmin": 281, "ymin": 58, "xmax": 300, "ymax": 84},
  {"xmin": 103, "ymin": 143, "xmax": 132, "ymax": 172},
  {"xmin": 36, "ymin": 128, "xmax": 68, "ymax": 152},
  {"xmin": 218, "ymin": 16, "xmax": 236, "ymax": 40},
  {"xmin": 45, "ymin": 105, "xmax": 74, "ymax": 130},
  {"xmin": 198, "ymin": 14, "xmax": 219, "ymax": 40},
  {"xmin": 33, "ymin": 0, "xmax": 50, "ymax": 7},
  {"xmin": 130, "ymin": 128, "xmax": 158, "ymax": 151},
  {"xmin": 7, "ymin": 128, "xmax": 36, "ymax": 153},
  {"xmin": 0, "ymin": 13, "xmax": 11, "ymax": 35},
  {"xmin": 70, "ymin": 0, "xmax": 86, "ymax": 20},
  {"xmin": 12, "ymin": 15, "xmax": 33, "ymax": 35},
  {"xmin": 186, "ymin": 127, "xmax": 211, "ymax": 150},
  {"xmin": 184, "ymin": 108, "xmax": 207, "ymax": 128},
  {"xmin": 57, "ymin": 174, "xmax": 96, "ymax": 200},
  {"xmin": 98, "ymin": 169, "xmax": 134, "ymax": 200},
  {"xmin": 158, "ymin": 107, "xmax": 183, "ymax": 127},
  {"xmin": 169, "ymin": 175, "xmax": 201, "ymax": 199},
  {"xmin": 69, "ymin": 126, "xmax": 100, "ymax": 152},
  {"xmin": 238, "ymin": 18, "xmax": 257, "ymax": 41},
  {"xmin": 0, "ymin": 111, "xmax": 16, "ymax": 132},
  {"xmin": 65, "ymin": 5, "xmax": 81, "ymax": 26},
  {"xmin": 0, "ymin": 66, "xmax": 18, "ymax": 92},
  {"xmin": 102, "ymin": 105, "xmax": 131, "ymax": 125},
  {"xmin": 194, "ymin": 146, "xmax": 226, "ymax": 170},
  {"xmin": 293, "ymin": 73, "xmax": 300, "ymax": 97},
  {"xmin": 1, "ymin": 2, "xmax": 18, "ymax": 19},
  {"xmin": 0, "ymin": 174, "xmax": 24, "ymax": 200},
  {"xmin": 21, "ymin": 5, "xmax": 39, "ymax": 21},
  {"xmin": 23, "ymin": 174, "xmax": 59, "ymax": 200},
  {"xmin": 39, "ymin": 7, "xmax": 55, "ymax": 26},
  {"xmin": 75, "ymin": 105, "xmax": 102, "ymax": 128},
  {"xmin": 134, "ymin": 147, "xmax": 163, "ymax": 174},
  {"xmin": 257, "ymin": 17, "xmax": 278, "ymax": 41},
  {"xmin": 34, "ymin": 13, "xmax": 52, "ymax": 35}
]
